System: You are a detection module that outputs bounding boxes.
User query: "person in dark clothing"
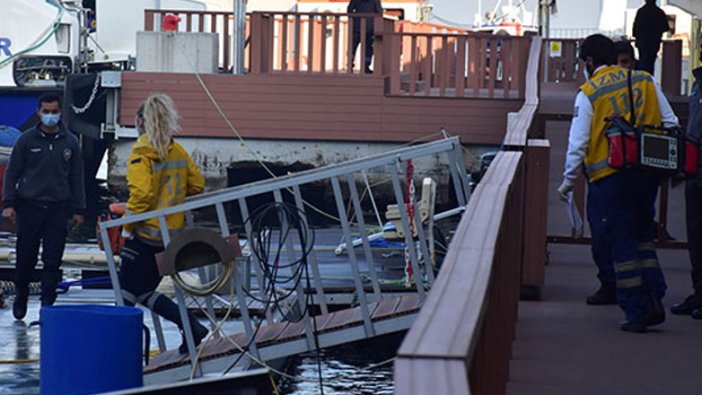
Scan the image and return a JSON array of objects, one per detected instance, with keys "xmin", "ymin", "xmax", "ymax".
[
  {"xmin": 348, "ymin": 0, "xmax": 382, "ymax": 73},
  {"xmin": 615, "ymin": 40, "xmax": 637, "ymax": 70},
  {"xmin": 2, "ymin": 93, "xmax": 85, "ymax": 320},
  {"xmin": 672, "ymin": 38, "xmax": 702, "ymax": 319},
  {"xmin": 632, "ymin": 0, "xmax": 670, "ymax": 75}
]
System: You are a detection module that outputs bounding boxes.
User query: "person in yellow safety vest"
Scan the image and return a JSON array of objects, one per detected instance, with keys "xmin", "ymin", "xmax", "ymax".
[
  {"xmin": 119, "ymin": 93, "xmax": 208, "ymax": 353},
  {"xmin": 558, "ymin": 34, "xmax": 678, "ymax": 333}
]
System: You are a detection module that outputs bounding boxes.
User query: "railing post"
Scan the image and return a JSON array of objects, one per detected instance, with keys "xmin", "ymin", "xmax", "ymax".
[
  {"xmin": 250, "ymin": 12, "xmax": 264, "ymax": 74},
  {"xmin": 250, "ymin": 12, "xmax": 273, "ymax": 74},
  {"xmin": 661, "ymin": 40, "xmax": 682, "ymax": 96},
  {"xmin": 144, "ymin": 10, "xmax": 155, "ymax": 31}
]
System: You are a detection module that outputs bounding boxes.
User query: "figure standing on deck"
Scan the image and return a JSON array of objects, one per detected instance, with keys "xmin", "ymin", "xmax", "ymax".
[
  {"xmin": 633, "ymin": 0, "xmax": 670, "ymax": 75},
  {"xmin": 2, "ymin": 93, "xmax": 86, "ymax": 320},
  {"xmin": 348, "ymin": 0, "xmax": 383, "ymax": 74},
  {"xmin": 672, "ymin": 34, "xmax": 702, "ymax": 319},
  {"xmin": 119, "ymin": 93, "xmax": 208, "ymax": 353},
  {"xmin": 557, "ymin": 34, "xmax": 677, "ymax": 333}
]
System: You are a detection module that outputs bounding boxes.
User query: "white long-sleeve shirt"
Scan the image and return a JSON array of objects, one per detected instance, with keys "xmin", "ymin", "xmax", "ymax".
[{"xmin": 562, "ymin": 74, "xmax": 678, "ymax": 185}]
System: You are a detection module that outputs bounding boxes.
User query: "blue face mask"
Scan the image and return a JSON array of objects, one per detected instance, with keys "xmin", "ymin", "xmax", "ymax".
[{"xmin": 41, "ymin": 113, "xmax": 61, "ymax": 127}]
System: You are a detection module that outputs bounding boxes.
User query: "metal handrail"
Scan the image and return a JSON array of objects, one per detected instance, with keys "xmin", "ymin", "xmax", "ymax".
[{"xmin": 100, "ymin": 136, "xmax": 471, "ymax": 378}]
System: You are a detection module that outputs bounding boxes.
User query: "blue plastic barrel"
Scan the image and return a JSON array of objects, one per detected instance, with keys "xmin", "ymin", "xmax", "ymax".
[{"xmin": 40, "ymin": 305, "xmax": 143, "ymax": 395}]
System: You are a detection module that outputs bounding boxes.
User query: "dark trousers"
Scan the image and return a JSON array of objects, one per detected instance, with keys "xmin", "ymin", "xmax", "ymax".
[
  {"xmin": 351, "ymin": 19, "xmax": 374, "ymax": 72},
  {"xmin": 119, "ymin": 238, "xmax": 163, "ymax": 300},
  {"xmin": 685, "ymin": 179, "xmax": 702, "ymax": 295},
  {"xmin": 119, "ymin": 237, "xmax": 194, "ymax": 331},
  {"xmin": 588, "ymin": 172, "xmax": 666, "ymax": 323},
  {"xmin": 637, "ymin": 42, "xmax": 660, "ymax": 75},
  {"xmin": 14, "ymin": 201, "xmax": 70, "ymax": 304}
]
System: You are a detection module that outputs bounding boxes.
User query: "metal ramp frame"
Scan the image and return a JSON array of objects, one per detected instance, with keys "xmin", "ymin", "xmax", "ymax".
[{"xmin": 98, "ymin": 137, "xmax": 470, "ymax": 383}]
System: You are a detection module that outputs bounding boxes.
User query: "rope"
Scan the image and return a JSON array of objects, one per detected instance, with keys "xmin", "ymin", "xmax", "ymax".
[{"xmin": 404, "ymin": 159, "xmax": 415, "ymax": 283}]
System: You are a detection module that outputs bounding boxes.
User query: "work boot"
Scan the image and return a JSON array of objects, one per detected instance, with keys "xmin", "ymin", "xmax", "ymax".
[
  {"xmin": 692, "ymin": 307, "xmax": 702, "ymax": 320},
  {"xmin": 586, "ymin": 285, "xmax": 617, "ymax": 305},
  {"xmin": 647, "ymin": 294, "xmax": 665, "ymax": 326},
  {"xmin": 13, "ymin": 294, "xmax": 28, "ymax": 321},
  {"xmin": 670, "ymin": 294, "xmax": 702, "ymax": 315},
  {"xmin": 620, "ymin": 321, "xmax": 647, "ymax": 333},
  {"xmin": 150, "ymin": 293, "xmax": 209, "ymax": 354},
  {"xmin": 178, "ymin": 321, "xmax": 209, "ymax": 354}
]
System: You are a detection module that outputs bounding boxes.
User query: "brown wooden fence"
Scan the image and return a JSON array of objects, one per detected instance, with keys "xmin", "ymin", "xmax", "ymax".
[
  {"xmin": 248, "ymin": 11, "xmax": 390, "ymax": 74},
  {"xmin": 394, "ymin": 37, "xmax": 545, "ymax": 395},
  {"xmin": 380, "ymin": 32, "xmax": 530, "ymax": 98}
]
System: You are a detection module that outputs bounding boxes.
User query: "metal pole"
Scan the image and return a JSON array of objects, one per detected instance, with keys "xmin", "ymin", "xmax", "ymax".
[{"xmin": 233, "ymin": 0, "xmax": 247, "ymax": 74}]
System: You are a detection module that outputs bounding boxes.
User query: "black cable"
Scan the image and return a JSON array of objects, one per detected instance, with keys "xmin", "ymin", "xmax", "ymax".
[{"xmin": 221, "ymin": 201, "xmax": 324, "ymax": 395}]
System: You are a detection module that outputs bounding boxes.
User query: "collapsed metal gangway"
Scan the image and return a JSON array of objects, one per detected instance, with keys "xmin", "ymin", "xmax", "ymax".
[{"xmin": 98, "ymin": 137, "xmax": 470, "ymax": 383}]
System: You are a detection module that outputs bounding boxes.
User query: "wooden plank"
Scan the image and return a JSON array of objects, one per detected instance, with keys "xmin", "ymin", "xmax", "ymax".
[
  {"xmin": 320, "ymin": 306, "xmax": 363, "ymax": 332},
  {"xmin": 295, "ymin": 14, "xmax": 301, "ymax": 72},
  {"xmin": 409, "ymin": 35, "xmax": 417, "ymax": 95},
  {"xmin": 333, "ymin": 17, "xmax": 340, "ymax": 72},
  {"xmin": 307, "ymin": 16, "xmax": 315, "ymax": 72},
  {"xmin": 424, "ymin": 37, "xmax": 432, "ymax": 96},
  {"xmin": 455, "ymin": 36, "xmax": 466, "ymax": 97},
  {"xmin": 439, "ymin": 36, "xmax": 448, "ymax": 96},
  {"xmin": 320, "ymin": 15, "xmax": 327, "ymax": 73},
  {"xmin": 502, "ymin": 39, "xmax": 512, "ymax": 98},
  {"xmin": 521, "ymin": 140, "xmax": 550, "ymax": 289},
  {"xmin": 360, "ymin": 17, "xmax": 367, "ymax": 73},
  {"xmin": 254, "ymin": 321, "xmax": 291, "ymax": 346},
  {"xmin": 281, "ymin": 15, "xmax": 289, "ymax": 71},
  {"xmin": 394, "ymin": 294, "xmax": 421, "ymax": 315},
  {"xmin": 198, "ymin": 14, "xmax": 204, "ymax": 32},
  {"xmin": 371, "ymin": 297, "xmax": 402, "ymax": 319}
]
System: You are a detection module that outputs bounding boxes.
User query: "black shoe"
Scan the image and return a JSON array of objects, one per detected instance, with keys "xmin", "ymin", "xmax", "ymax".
[
  {"xmin": 670, "ymin": 294, "xmax": 702, "ymax": 315},
  {"xmin": 13, "ymin": 296, "xmax": 27, "ymax": 321},
  {"xmin": 620, "ymin": 321, "xmax": 647, "ymax": 333},
  {"xmin": 647, "ymin": 295, "xmax": 665, "ymax": 326},
  {"xmin": 178, "ymin": 320, "xmax": 209, "ymax": 354},
  {"xmin": 692, "ymin": 307, "xmax": 702, "ymax": 320},
  {"xmin": 586, "ymin": 286, "xmax": 617, "ymax": 305}
]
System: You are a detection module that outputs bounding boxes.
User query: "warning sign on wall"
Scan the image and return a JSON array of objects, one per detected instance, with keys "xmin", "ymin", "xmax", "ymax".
[{"xmin": 549, "ymin": 41, "xmax": 563, "ymax": 58}]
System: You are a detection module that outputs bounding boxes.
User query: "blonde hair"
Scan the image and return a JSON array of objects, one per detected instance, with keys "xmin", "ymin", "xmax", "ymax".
[{"xmin": 137, "ymin": 93, "xmax": 180, "ymax": 161}]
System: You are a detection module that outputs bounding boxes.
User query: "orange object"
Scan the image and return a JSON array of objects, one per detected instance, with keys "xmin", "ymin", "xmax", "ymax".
[
  {"xmin": 97, "ymin": 202, "xmax": 127, "ymax": 254},
  {"xmin": 109, "ymin": 202, "xmax": 127, "ymax": 215},
  {"xmin": 162, "ymin": 14, "xmax": 181, "ymax": 32}
]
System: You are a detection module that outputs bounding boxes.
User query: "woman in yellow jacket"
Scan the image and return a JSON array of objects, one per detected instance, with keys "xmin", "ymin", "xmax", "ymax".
[{"xmin": 119, "ymin": 93, "xmax": 207, "ymax": 353}]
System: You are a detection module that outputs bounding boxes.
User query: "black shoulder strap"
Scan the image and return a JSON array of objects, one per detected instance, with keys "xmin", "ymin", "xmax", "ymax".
[{"xmin": 627, "ymin": 69, "xmax": 636, "ymax": 126}]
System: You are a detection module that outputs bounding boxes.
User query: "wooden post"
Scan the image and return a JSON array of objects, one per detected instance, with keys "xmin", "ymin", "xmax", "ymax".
[
  {"xmin": 281, "ymin": 14, "xmax": 289, "ymax": 71},
  {"xmin": 424, "ymin": 36, "xmax": 432, "ymax": 96},
  {"xmin": 144, "ymin": 10, "xmax": 154, "ymax": 30},
  {"xmin": 521, "ymin": 139, "xmax": 550, "ymax": 300},
  {"xmin": 250, "ymin": 13, "xmax": 263, "ymax": 74},
  {"xmin": 661, "ymin": 40, "xmax": 683, "ymax": 96},
  {"xmin": 320, "ymin": 15, "xmax": 327, "ymax": 73},
  {"xmin": 410, "ymin": 35, "xmax": 418, "ymax": 95},
  {"xmin": 333, "ymin": 17, "xmax": 340, "ymax": 72},
  {"xmin": 455, "ymin": 36, "xmax": 466, "ymax": 97}
]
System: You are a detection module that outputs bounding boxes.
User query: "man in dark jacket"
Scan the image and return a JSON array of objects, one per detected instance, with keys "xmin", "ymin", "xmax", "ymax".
[
  {"xmin": 348, "ymin": 0, "xmax": 382, "ymax": 73},
  {"xmin": 632, "ymin": 0, "xmax": 670, "ymax": 75},
  {"xmin": 2, "ymin": 93, "xmax": 85, "ymax": 320},
  {"xmin": 672, "ymin": 37, "xmax": 702, "ymax": 319}
]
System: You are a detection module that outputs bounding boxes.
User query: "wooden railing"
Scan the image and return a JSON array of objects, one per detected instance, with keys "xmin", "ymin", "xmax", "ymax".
[
  {"xmin": 248, "ymin": 11, "xmax": 390, "ymax": 74},
  {"xmin": 381, "ymin": 32, "xmax": 531, "ymax": 98},
  {"xmin": 394, "ymin": 37, "xmax": 545, "ymax": 394},
  {"xmin": 143, "ymin": 9, "xmax": 251, "ymax": 72},
  {"xmin": 541, "ymin": 38, "xmax": 584, "ymax": 84}
]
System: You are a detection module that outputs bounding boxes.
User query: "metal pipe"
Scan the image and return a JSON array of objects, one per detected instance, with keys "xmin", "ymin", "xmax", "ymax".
[{"xmin": 232, "ymin": 0, "xmax": 247, "ymax": 74}]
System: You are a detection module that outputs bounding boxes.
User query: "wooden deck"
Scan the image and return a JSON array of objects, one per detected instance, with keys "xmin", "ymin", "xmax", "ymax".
[{"xmin": 144, "ymin": 294, "xmax": 420, "ymax": 375}]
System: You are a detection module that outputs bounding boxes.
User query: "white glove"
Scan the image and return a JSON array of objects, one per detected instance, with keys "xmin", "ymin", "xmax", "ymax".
[
  {"xmin": 121, "ymin": 229, "xmax": 134, "ymax": 240},
  {"xmin": 557, "ymin": 180, "xmax": 574, "ymax": 201}
]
